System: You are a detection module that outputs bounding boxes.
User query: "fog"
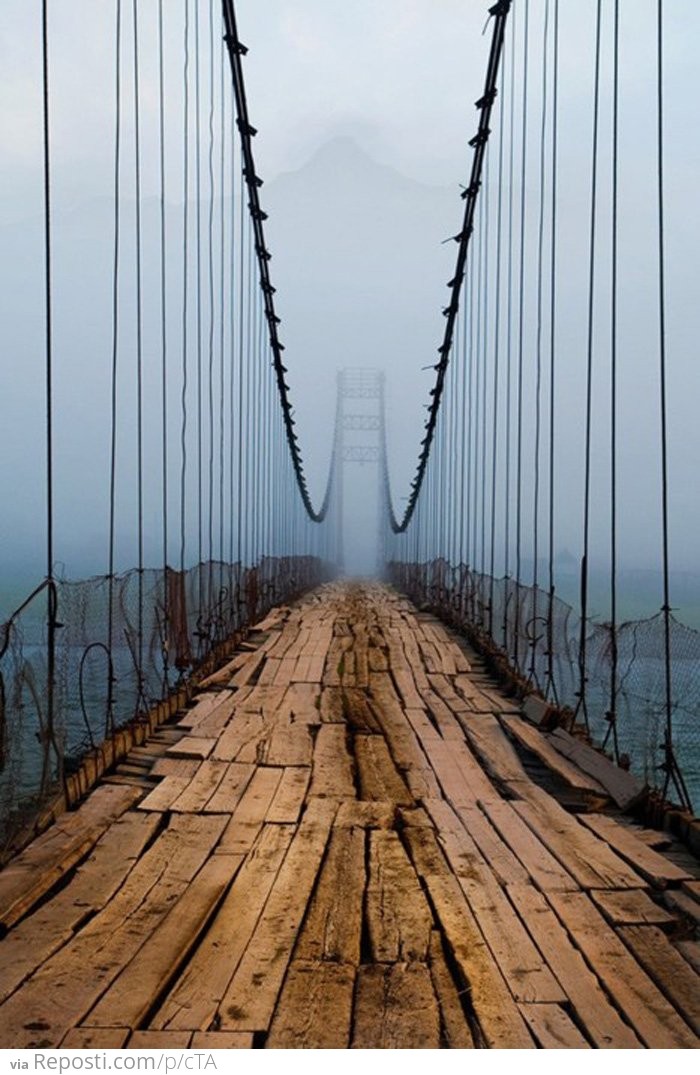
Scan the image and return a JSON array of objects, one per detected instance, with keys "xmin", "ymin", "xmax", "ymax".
[{"xmin": 1, "ymin": 1, "xmax": 699, "ymax": 622}]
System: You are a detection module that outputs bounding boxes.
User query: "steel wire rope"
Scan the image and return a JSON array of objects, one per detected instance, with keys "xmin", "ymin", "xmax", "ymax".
[
  {"xmin": 576, "ymin": 0, "xmax": 603, "ymax": 732},
  {"xmin": 157, "ymin": 0, "xmax": 170, "ymax": 690},
  {"xmin": 106, "ymin": 0, "xmax": 123, "ymax": 732},
  {"xmin": 655, "ymin": 2, "xmax": 692, "ymax": 811},
  {"xmin": 179, "ymin": 0, "xmax": 190, "ymax": 582},
  {"xmin": 546, "ymin": 0, "xmax": 560, "ymax": 704}
]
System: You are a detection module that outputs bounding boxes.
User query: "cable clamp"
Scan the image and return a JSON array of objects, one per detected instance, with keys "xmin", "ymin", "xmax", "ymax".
[
  {"xmin": 475, "ymin": 88, "xmax": 497, "ymax": 110},
  {"xmin": 236, "ymin": 118, "xmax": 257, "ymax": 137},
  {"xmin": 489, "ymin": 1, "xmax": 511, "ymax": 16},
  {"xmin": 468, "ymin": 128, "xmax": 490, "ymax": 148},
  {"xmin": 242, "ymin": 168, "xmax": 263, "ymax": 188}
]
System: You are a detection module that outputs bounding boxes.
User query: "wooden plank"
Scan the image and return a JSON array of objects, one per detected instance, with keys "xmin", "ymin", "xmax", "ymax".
[
  {"xmin": 424, "ymin": 798, "xmax": 565, "ymax": 1003},
  {"xmin": 548, "ymin": 890, "xmax": 697, "ymax": 1047},
  {"xmin": 128, "ymin": 1031, "xmax": 191, "ymax": 1049},
  {"xmin": 428, "ymin": 930, "xmax": 474, "ymax": 1048},
  {"xmin": 450, "ymin": 804, "xmax": 529, "ymax": 886},
  {"xmin": 176, "ymin": 690, "xmax": 230, "ymax": 730},
  {"xmin": 351, "ymin": 964, "xmax": 441, "ymax": 1049},
  {"xmin": 355, "ymin": 734, "xmax": 413, "ymax": 805},
  {"xmin": 212, "ymin": 712, "xmax": 266, "ymax": 763},
  {"xmin": 86, "ymin": 855, "xmax": 238, "ymax": 1029},
  {"xmin": 262, "ymin": 715, "xmax": 313, "ymax": 767},
  {"xmin": 267, "ymin": 960, "xmax": 355, "ymax": 1048},
  {"xmin": 295, "ymin": 827, "xmax": 365, "ymax": 964},
  {"xmin": 579, "ymin": 813, "xmax": 692, "ymax": 888},
  {"xmin": 676, "ymin": 940, "xmax": 700, "ymax": 976},
  {"xmin": 334, "ymin": 800, "xmax": 396, "ymax": 830},
  {"xmin": 191, "ymin": 1032, "xmax": 253, "ymax": 1048},
  {"xmin": 366, "ymin": 830, "xmax": 433, "ymax": 963},
  {"xmin": 479, "ymin": 799, "xmax": 576, "ymax": 892},
  {"xmin": 664, "ymin": 889, "xmax": 700, "ymax": 928},
  {"xmin": 505, "ymin": 883, "xmax": 642, "ymax": 1048},
  {"xmin": 501, "ymin": 715, "xmax": 608, "ymax": 795},
  {"xmin": 403, "ymin": 826, "xmax": 534, "ymax": 1048},
  {"xmin": 618, "ymin": 924, "xmax": 700, "ymax": 1036},
  {"xmin": 170, "ymin": 759, "xmax": 229, "ymax": 813},
  {"xmin": 62, "ymin": 1027, "xmax": 130, "ymax": 1049},
  {"xmin": 550, "ymin": 727, "xmax": 645, "ymax": 809},
  {"xmin": 591, "ymin": 888, "xmax": 677, "ymax": 927},
  {"xmin": 0, "ymin": 812, "xmax": 159, "ymax": 1004},
  {"xmin": 0, "ymin": 784, "xmax": 142, "ymax": 931},
  {"xmin": 137, "ymin": 774, "xmax": 191, "ymax": 812},
  {"xmin": 318, "ymin": 686, "xmax": 344, "ymax": 723},
  {"xmin": 518, "ymin": 1004, "xmax": 590, "ymax": 1049},
  {"xmin": 218, "ymin": 767, "xmax": 283, "ymax": 839},
  {"xmin": 218, "ymin": 799, "xmax": 337, "ymax": 1032},
  {"xmin": 166, "ymin": 736, "xmax": 215, "ymax": 760},
  {"xmin": 512, "ymin": 790, "xmax": 643, "ymax": 890},
  {"xmin": 419, "ymin": 689, "xmax": 464, "ymax": 740},
  {"xmin": 266, "ymin": 767, "xmax": 310, "ymax": 824},
  {"xmin": 457, "ymin": 711, "xmax": 529, "ymax": 785},
  {"xmin": 0, "ymin": 815, "xmax": 228, "ymax": 1048},
  {"xmin": 308, "ymin": 724, "xmax": 354, "ymax": 800},
  {"xmin": 153, "ymin": 824, "xmax": 294, "ymax": 1031},
  {"xmin": 149, "ymin": 757, "xmax": 201, "ymax": 779},
  {"xmin": 206, "ymin": 762, "xmax": 255, "ymax": 814},
  {"xmin": 424, "ymin": 737, "xmax": 498, "ymax": 806}
]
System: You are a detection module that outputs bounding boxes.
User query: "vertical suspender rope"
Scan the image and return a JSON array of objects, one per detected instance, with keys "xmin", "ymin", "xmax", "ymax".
[
  {"xmin": 107, "ymin": 0, "xmax": 122, "ymax": 732},
  {"xmin": 41, "ymin": 0, "xmax": 61, "ymax": 786},
  {"xmin": 179, "ymin": 0, "xmax": 190, "ymax": 582},
  {"xmin": 157, "ymin": 0, "xmax": 170, "ymax": 689},
  {"xmin": 132, "ymin": 0, "xmax": 146, "ymax": 712},
  {"xmin": 546, "ymin": 0, "xmax": 559, "ymax": 703},
  {"xmin": 577, "ymin": 0, "xmax": 603, "ymax": 732},
  {"xmin": 607, "ymin": 0, "xmax": 620, "ymax": 757},
  {"xmin": 656, "ymin": 4, "xmax": 691, "ymax": 810}
]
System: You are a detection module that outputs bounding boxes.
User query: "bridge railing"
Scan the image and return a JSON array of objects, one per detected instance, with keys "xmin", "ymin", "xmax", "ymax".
[
  {"xmin": 389, "ymin": 558, "xmax": 699, "ymax": 814},
  {"xmin": 0, "ymin": 555, "xmax": 329, "ymax": 855}
]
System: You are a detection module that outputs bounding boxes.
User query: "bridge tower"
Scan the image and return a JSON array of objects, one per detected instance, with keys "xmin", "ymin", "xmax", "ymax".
[{"xmin": 335, "ymin": 369, "xmax": 384, "ymax": 576}]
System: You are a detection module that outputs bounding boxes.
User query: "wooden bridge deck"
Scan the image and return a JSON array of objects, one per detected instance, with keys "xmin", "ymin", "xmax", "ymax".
[{"xmin": 0, "ymin": 582, "xmax": 698, "ymax": 1049}]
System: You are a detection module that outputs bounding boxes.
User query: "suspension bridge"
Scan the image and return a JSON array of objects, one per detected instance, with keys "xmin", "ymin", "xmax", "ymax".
[{"xmin": 0, "ymin": 0, "xmax": 698, "ymax": 1051}]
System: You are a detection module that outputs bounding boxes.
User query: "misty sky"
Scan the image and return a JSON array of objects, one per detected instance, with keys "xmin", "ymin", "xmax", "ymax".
[{"xmin": 1, "ymin": 1, "xmax": 699, "ymax": 614}]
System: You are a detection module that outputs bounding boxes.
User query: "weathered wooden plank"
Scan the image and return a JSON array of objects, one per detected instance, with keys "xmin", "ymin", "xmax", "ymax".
[
  {"xmin": 419, "ymin": 689, "xmax": 465, "ymax": 740},
  {"xmin": 86, "ymin": 855, "xmax": 237, "ymax": 1029},
  {"xmin": 506, "ymin": 883, "xmax": 641, "ymax": 1048},
  {"xmin": 354, "ymin": 734, "xmax": 413, "ymax": 805},
  {"xmin": 501, "ymin": 715, "xmax": 608, "ymax": 796},
  {"xmin": 518, "ymin": 1004, "xmax": 590, "ymax": 1049},
  {"xmin": 267, "ymin": 960, "xmax": 355, "ymax": 1048},
  {"xmin": 428, "ymin": 930, "xmax": 474, "ymax": 1048},
  {"xmin": 0, "ymin": 784, "xmax": 142, "ymax": 931},
  {"xmin": 308, "ymin": 724, "xmax": 354, "ymax": 800},
  {"xmin": 513, "ymin": 789, "xmax": 643, "ymax": 890},
  {"xmin": 404, "ymin": 827, "xmax": 534, "ymax": 1048},
  {"xmin": 218, "ymin": 799, "xmax": 337, "ymax": 1032},
  {"xmin": 579, "ymin": 813, "xmax": 692, "ymax": 888},
  {"xmin": 149, "ymin": 756, "xmax": 201, "ymax": 779},
  {"xmin": 295, "ymin": 827, "xmax": 365, "ymax": 964},
  {"xmin": 266, "ymin": 767, "xmax": 310, "ymax": 824},
  {"xmin": 334, "ymin": 799, "xmax": 396, "ymax": 830},
  {"xmin": 548, "ymin": 890, "xmax": 697, "ymax": 1047},
  {"xmin": 170, "ymin": 759, "xmax": 229, "ymax": 813},
  {"xmin": 351, "ymin": 964, "xmax": 441, "ymax": 1049},
  {"xmin": 424, "ymin": 798, "xmax": 565, "ymax": 1003},
  {"xmin": 128, "ymin": 1031, "xmax": 192, "ymax": 1049},
  {"xmin": 366, "ymin": 830, "xmax": 433, "ymax": 963},
  {"xmin": 318, "ymin": 686, "xmax": 344, "ymax": 723},
  {"xmin": 191, "ymin": 1032, "xmax": 253, "ymax": 1048},
  {"xmin": 618, "ymin": 924, "xmax": 700, "ymax": 1036},
  {"xmin": 214, "ymin": 769, "xmax": 282, "ymax": 856},
  {"xmin": 479, "ymin": 799, "xmax": 576, "ymax": 892},
  {"xmin": 205, "ymin": 761, "xmax": 255, "ymax": 814},
  {"xmin": 137, "ymin": 774, "xmax": 192, "ymax": 812},
  {"xmin": 153, "ymin": 824, "xmax": 294, "ymax": 1031},
  {"xmin": 450, "ymin": 804, "xmax": 529, "ymax": 886},
  {"xmin": 591, "ymin": 888, "xmax": 677, "ymax": 927},
  {"xmin": 424, "ymin": 737, "xmax": 498, "ymax": 806},
  {"xmin": 62, "ymin": 1027, "xmax": 130, "ymax": 1049},
  {"xmin": 0, "ymin": 812, "xmax": 159, "ymax": 1004},
  {"xmin": 0, "ymin": 815, "xmax": 228, "ymax": 1048},
  {"xmin": 550, "ymin": 727, "xmax": 645, "ymax": 809},
  {"xmin": 165, "ymin": 736, "xmax": 215, "ymax": 760}
]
